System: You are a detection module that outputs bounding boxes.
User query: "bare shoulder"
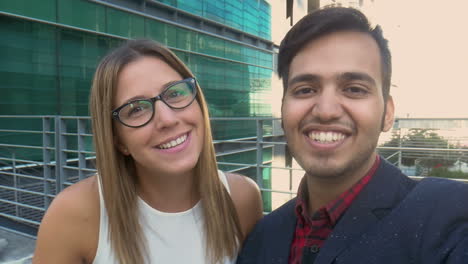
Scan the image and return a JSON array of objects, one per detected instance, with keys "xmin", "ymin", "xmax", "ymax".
[
  {"xmin": 225, "ymin": 172, "xmax": 263, "ymax": 238},
  {"xmin": 33, "ymin": 175, "xmax": 100, "ymax": 264}
]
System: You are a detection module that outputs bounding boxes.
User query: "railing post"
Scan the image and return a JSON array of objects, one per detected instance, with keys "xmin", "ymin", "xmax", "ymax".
[
  {"xmin": 55, "ymin": 116, "xmax": 67, "ymax": 193},
  {"xmin": 256, "ymin": 119, "xmax": 263, "ymax": 189},
  {"xmin": 12, "ymin": 152, "xmax": 18, "ymax": 217},
  {"xmin": 398, "ymin": 129, "xmax": 402, "ymax": 168},
  {"xmin": 77, "ymin": 118, "xmax": 86, "ymax": 181},
  {"xmin": 42, "ymin": 117, "xmax": 52, "ymax": 208}
]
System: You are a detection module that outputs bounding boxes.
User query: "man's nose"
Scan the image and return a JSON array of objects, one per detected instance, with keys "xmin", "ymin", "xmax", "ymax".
[{"xmin": 311, "ymin": 88, "xmax": 343, "ymax": 122}]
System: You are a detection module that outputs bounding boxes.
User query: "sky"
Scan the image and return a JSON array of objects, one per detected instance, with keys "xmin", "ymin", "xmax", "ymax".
[{"xmin": 365, "ymin": 0, "xmax": 468, "ymax": 118}]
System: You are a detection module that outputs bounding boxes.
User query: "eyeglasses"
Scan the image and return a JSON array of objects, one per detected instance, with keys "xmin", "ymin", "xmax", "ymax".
[{"xmin": 112, "ymin": 78, "xmax": 198, "ymax": 128}]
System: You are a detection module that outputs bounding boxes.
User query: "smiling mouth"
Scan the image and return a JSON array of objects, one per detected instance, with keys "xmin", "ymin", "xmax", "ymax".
[
  {"xmin": 157, "ymin": 134, "xmax": 188, "ymax": 149},
  {"xmin": 308, "ymin": 131, "xmax": 347, "ymax": 143}
]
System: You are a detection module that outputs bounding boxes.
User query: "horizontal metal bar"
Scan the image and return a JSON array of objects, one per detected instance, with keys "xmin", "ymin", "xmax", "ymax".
[
  {"xmin": 0, "ymin": 115, "xmax": 55, "ymax": 119},
  {"xmin": 216, "ymin": 145, "xmax": 273, "ymax": 157},
  {"xmin": 0, "ymin": 185, "xmax": 46, "ymax": 197},
  {"xmin": 211, "ymin": 117, "xmax": 280, "ymax": 121},
  {"xmin": 0, "ymin": 213, "xmax": 40, "ymax": 226},
  {"xmin": 60, "ymin": 149, "xmax": 95, "ymax": 155},
  {"xmin": 377, "ymin": 146, "xmax": 468, "ymax": 152},
  {"xmin": 62, "ymin": 166, "xmax": 96, "ymax": 173},
  {"xmin": 214, "ymin": 140, "xmax": 286, "ymax": 145},
  {"xmin": 59, "ymin": 132, "xmax": 93, "ymax": 137},
  {"xmin": 0, "ymin": 129, "xmax": 46, "ymax": 134},
  {"xmin": 0, "ymin": 226, "xmax": 37, "ymax": 240},
  {"xmin": 0, "ymin": 143, "xmax": 44, "ymax": 150},
  {"xmin": 0, "ymin": 198, "xmax": 45, "ymax": 212},
  {"xmin": 260, "ymin": 188, "xmax": 296, "ymax": 195},
  {"xmin": 396, "ymin": 118, "xmax": 468, "ymax": 121}
]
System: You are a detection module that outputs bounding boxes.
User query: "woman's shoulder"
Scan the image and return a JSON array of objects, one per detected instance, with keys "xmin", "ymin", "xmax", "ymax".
[
  {"xmin": 33, "ymin": 175, "xmax": 100, "ymax": 263},
  {"xmin": 224, "ymin": 172, "xmax": 263, "ymax": 237},
  {"xmin": 45, "ymin": 175, "xmax": 100, "ymax": 221},
  {"xmin": 224, "ymin": 172, "xmax": 260, "ymax": 198}
]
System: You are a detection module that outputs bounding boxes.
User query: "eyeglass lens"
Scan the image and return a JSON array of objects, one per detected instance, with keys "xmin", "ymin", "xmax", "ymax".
[{"xmin": 118, "ymin": 79, "xmax": 195, "ymax": 127}]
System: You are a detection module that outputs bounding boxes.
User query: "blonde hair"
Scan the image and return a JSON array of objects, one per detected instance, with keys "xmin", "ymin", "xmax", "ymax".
[{"xmin": 89, "ymin": 39, "xmax": 242, "ymax": 263}]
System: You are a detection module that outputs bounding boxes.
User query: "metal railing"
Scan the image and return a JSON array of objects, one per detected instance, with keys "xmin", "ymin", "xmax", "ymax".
[{"xmin": 1, "ymin": 115, "xmax": 468, "ymax": 236}]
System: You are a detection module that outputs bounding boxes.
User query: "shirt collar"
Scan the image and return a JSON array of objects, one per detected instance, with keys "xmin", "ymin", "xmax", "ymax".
[{"xmin": 295, "ymin": 155, "xmax": 381, "ymax": 226}]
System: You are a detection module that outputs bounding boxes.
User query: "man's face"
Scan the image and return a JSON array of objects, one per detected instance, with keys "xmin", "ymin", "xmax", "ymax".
[{"xmin": 282, "ymin": 31, "xmax": 394, "ymax": 181}]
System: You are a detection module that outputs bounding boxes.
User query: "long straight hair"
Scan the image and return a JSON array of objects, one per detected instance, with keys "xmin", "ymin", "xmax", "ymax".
[{"xmin": 89, "ymin": 39, "xmax": 242, "ymax": 263}]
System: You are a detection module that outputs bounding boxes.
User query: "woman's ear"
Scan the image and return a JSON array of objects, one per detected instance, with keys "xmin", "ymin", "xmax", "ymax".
[{"xmin": 114, "ymin": 136, "xmax": 130, "ymax": 156}]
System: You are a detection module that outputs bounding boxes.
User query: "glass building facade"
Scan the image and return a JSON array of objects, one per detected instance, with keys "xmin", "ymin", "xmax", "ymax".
[{"xmin": 0, "ymin": 0, "xmax": 274, "ymax": 210}]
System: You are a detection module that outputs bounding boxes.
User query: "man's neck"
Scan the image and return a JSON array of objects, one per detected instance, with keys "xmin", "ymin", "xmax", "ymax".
[{"xmin": 305, "ymin": 154, "xmax": 378, "ymax": 214}]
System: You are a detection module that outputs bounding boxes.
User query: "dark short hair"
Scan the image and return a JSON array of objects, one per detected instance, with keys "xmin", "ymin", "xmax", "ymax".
[{"xmin": 278, "ymin": 7, "xmax": 392, "ymax": 102}]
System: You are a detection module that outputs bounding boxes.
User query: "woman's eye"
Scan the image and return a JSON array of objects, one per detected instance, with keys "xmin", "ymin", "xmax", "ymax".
[
  {"xmin": 127, "ymin": 106, "xmax": 143, "ymax": 117},
  {"xmin": 168, "ymin": 91, "xmax": 182, "ymax": 98}
]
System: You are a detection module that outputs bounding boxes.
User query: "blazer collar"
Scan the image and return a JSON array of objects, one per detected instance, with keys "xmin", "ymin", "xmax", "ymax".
[
  {"xmin": 266, "ymin": 198, "xmax": 298, "ymax": 262},
  {"xmin": 315, "ymin": 158, "xmax": 416, "ymax": 264}
]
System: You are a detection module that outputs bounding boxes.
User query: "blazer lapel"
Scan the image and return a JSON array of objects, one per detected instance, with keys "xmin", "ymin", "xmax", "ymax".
[
  {"xmin": 314, "ymin": 159, "xmax": 414, "ymax": 264},
  {"xmin": 267, "ymin": 198, "xmax": 298, "ymax": 263}
]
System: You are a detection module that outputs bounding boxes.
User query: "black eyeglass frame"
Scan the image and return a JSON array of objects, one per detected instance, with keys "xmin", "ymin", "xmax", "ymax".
[{"xmin": 111, "ymin": 77, "xmax": 198, "ymax": 128}]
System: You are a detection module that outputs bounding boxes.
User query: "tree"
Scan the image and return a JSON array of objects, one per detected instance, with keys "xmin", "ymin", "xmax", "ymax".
[{"xmin": 379, "ymin": 129, "xmax": 457, "ymax": 168}]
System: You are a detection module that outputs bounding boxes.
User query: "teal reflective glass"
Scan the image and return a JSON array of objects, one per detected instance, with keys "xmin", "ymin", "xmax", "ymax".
[{"xmin": 112, "ymin": 78, "xmax": 197, "ymax": 128}]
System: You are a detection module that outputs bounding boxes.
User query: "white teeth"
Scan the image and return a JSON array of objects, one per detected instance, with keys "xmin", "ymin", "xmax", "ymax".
[
  {"xmin": 308, "ymin": 131, "xmax": 346, "ymax": 143},
  {"xmin": 157, "ymin": 134, "xmax": 188, "ymax": 149}
]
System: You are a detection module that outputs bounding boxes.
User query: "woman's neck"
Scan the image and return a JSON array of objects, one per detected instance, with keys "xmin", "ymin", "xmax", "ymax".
[{"xmin": 136, "ymin": 167, "xmax": 199, "ymax": 213}]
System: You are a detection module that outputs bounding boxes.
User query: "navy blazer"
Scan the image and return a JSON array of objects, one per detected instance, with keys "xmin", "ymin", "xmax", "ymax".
[{"xmin": 237, "ymin": 159, "xmax": 468, "ymax": 264}]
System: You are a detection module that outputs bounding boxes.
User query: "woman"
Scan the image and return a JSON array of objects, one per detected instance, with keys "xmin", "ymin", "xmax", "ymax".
[{"xmin": 33, "ymin": 39, "xmax": 263, "ymax": 263}]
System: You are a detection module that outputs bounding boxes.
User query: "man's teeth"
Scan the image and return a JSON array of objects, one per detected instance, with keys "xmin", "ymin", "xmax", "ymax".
[
  {"xmin": 308, "ymin": 131, "xmax": 346, "ymax": 143},
  {"xmin": 157, "ymin": 134, "xmax": 188, "ymax": 149}
]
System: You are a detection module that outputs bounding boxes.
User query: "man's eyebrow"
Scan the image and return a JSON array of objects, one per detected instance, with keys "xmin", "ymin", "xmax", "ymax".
[
  {"xmin": 337, "ymin": 72, "xmax": 377, "ymax": 86},
  {"xmin": 288, "ymin": 74, "xmax": 321, "ymax": 87}
]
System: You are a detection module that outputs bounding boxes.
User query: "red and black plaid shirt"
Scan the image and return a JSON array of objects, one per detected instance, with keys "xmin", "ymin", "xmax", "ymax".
[{"xmin": 288, "ymin": 156, "xmax": 380, "ymax": 264}]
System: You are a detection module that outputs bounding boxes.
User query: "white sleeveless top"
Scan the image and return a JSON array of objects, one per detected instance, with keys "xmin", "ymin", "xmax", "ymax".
[{"xmin": 93, "ymin": 171, "xmax": 236, "ymax": 264}]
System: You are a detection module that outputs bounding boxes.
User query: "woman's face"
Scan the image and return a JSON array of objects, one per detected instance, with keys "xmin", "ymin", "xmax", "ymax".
[{"xmin": 113, "ymin": 56, "xmax": 204, "ymax": 179}]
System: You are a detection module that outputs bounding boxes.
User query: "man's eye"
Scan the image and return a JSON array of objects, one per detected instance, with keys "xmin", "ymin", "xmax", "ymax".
[
  {"xmin": 344, "ymin": 86, "xmax": 368, "ymax": 96},
  {"xmin": 293, "ymin": 87, "xmax": 315, "ymax": 96}
]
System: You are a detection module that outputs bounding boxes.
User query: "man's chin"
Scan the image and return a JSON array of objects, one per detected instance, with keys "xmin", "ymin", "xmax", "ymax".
[{"xmin": 305, "ymin": 167, "xmax": 347, "ymax": 180}]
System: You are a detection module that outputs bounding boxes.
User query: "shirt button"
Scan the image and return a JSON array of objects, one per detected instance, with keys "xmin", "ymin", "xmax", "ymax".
[{"xmin": 310, "ymin": 245, "xmax": 320, "ymax": 253}]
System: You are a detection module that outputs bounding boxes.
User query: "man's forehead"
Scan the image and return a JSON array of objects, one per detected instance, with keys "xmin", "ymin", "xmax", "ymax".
[{"xmin": 288, "ymin": 31, "xmax": 383, "ymax": 85}]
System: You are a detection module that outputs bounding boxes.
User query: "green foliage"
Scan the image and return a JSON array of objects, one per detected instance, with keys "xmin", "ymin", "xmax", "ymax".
[
  {"xmin": 429, "ymin": 167, "xmax": 468, "ymax": 180},
  {"xmin": 380, "ymin": 129, "xmax": 459, "ymax": 167}
]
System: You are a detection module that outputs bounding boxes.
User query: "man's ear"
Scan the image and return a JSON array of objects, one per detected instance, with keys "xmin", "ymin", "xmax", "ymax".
[{"xmin": 382, "ymin": 96, "xmax": 395, "ymax": 132}]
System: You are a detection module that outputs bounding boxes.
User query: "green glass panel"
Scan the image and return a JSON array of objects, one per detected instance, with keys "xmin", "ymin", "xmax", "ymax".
[
  {"xmin": 59, "ymin": 29, "xmax": 124, "ymax": 116},
  {"xmin": 106, "ymin": 8, "xmax": 145, "ymax": 38},
  {"xmin": 198, "ymin": 34, "xmax": 224, "ymax": 58},
  {"xmin": 261, "ymin": 163, "xmax": 272, "ymax": 208},
  {"xmin": 176, "ymin": 27, "xmax": 198, "ymax": 52},
  {"xmin": 177, "ymin": 0, "xmax": 203, "ymax": 16},
  {"xmin": 0, "ymin": 16, "xmax": 58, "ymax": 115},
  {"xmin": 203, "ymin": 0, "xmax": 225, "ymax": 24},
  {"xmin": 145, "ymin": 19, "xmax": 177, "ymax": 47},
  {"xmin": 157, "ymin": 0, "xmax": 176, "ymax": 6},
  {"xmin": 145, "ymin": 19, "xmax": 176, "ymax": 47},
  {"xmin": 58, "ymin": 0, "xmax": 105, "ymax": 32},
  {"xmin": 224, "ymin": 0, "xmax": 243, "ymax": 30},
  {"xmin": 0, "ymin": 0, "xmax": 56, "ymax": 21}
]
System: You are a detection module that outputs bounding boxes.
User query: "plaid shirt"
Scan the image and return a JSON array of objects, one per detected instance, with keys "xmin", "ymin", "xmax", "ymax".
[{"xmin": 288, "ymin": 156, "xmax": 380, "ymax": 264}]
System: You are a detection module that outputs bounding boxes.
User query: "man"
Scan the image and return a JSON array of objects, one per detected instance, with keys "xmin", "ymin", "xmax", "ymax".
[{"xmin": 237, "ymin": 7, "xmax": 468, "ymax": 264}]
